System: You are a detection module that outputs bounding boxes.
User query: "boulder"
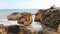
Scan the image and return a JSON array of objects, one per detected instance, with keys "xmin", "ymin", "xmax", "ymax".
[
  {"xmin": 17, "ymin": 12, "xmax": 32, "ymax": 26},
  {"xmin": 7, "ymin": 12, "xmax": 22, "ymax": 20},
  {"xmin": 6, "ymin": 25, "xmax": 32, "ymax": 34}
]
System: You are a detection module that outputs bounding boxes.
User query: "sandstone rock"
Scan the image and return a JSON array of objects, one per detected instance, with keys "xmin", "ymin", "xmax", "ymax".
[
  {"xmin": 7, "ymin": 12, "xmax": 22, "ymax": 20},
  {"xmin": 17, "ymin": 12, "xmax": 32, "ymax": 26}
]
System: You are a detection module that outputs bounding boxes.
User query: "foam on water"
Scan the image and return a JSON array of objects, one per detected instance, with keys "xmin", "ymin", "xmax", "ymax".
[
  {"xmin": 29, "ymin": 15, "xmax": 43, "ymax": 32},
  {"xmin": 0, "ymin": 19, "xmax": 18, "ymax": 26}
]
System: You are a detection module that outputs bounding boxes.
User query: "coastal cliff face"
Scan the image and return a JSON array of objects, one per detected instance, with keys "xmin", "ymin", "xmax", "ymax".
[{"xmin": 17, "ymin": 12, "xmax": 32, "ymax": 26}]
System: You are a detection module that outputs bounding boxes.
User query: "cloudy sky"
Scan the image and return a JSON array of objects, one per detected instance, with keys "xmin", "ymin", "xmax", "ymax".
[{"xmin": 0, "ymin": 0, "xmax": 60, "ymax": 9}]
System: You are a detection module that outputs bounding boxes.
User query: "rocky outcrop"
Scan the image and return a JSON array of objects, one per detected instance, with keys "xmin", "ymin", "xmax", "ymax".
[
  {"xmin": 7, "ymin": 12, "xmax": 22, "ymax": 20},
  {"xmin": 35, "ymin": 6, "xmax": 60, "ymax": 32},
  {"xmin": 42, "ymin": 9, "xmax": 60, "ymax": 31},
  {"xmin": 17, "ymin": 12, "xmax": 32, "ymax": 26}
]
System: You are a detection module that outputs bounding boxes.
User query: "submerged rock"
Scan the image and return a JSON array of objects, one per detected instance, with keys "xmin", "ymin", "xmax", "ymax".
[{"xmin": 17, "ymin": 12, "xmax": 32, "ymax": 26}]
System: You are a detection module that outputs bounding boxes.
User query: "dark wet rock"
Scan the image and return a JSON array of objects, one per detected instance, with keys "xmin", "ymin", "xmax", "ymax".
[
  {"xmin": 17, "ymin": 12, "xmax": 32, "ymax": 26},
  {"xmin": 6, "ymin": 25, "xmax": 32, "ymax": 34}
]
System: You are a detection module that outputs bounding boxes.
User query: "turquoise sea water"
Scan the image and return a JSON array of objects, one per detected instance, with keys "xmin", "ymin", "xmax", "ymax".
[{"xmin": 0, "ymin": 9, "xmax": 38, "ymax": 19}]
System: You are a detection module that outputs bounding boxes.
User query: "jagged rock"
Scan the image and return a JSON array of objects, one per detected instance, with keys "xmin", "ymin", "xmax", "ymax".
[
  {"xmin": 17, "ymin": 12, "xmax": 32, "ymax": 26},
  {"xmin": 7, "ymin": 12, "xmax": 22, "ymax": 20},
  {"xmin": 6, "ymin": 25, "xmax": 32, "ymax": 34}
]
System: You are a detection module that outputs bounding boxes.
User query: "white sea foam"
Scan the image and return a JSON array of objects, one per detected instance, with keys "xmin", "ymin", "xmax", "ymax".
[{"xmin": 0, "ymin": 19, "xmax": 18, "ymax": 26}]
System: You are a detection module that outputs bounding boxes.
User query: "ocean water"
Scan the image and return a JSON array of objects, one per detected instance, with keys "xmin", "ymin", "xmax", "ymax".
[{"xmin": 0, "ymin": 9, "xmax": 43, "ymax": 31}]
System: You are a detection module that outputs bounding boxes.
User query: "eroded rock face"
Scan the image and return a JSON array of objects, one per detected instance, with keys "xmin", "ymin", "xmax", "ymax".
[
  {"xmin": 7, "ymin": 12, "xmax": 22, "ymax": 20},
  {"xmin": 17, "ymin": 12, "xmax": 32, "ymax": 26},
  {"xmin": 6, "ymin": 25, "xmax": 32, "ymax": 34}
]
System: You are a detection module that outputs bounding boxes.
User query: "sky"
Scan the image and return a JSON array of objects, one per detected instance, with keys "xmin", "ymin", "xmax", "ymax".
[{"xmin": 0, "ymin": 0, "xmax": 60, "ymax": 9}]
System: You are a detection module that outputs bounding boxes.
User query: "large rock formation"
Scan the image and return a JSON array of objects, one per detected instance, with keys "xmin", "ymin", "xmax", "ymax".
[
  {"xmin": 35, "ymin": 6, "xmax": 60, "ymax": 32},
  {"xmin": 17, "ymin": 12, "xmax": 32, "ymax": 26},
  {"xmin": 42, "ymin": 8, "xmax": 60, "ymax": 31},
  {"xmin": 7, "ymin": 12, "xmax": 22, "ymax": 20}
]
